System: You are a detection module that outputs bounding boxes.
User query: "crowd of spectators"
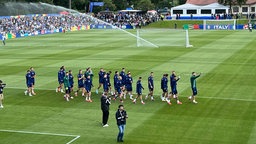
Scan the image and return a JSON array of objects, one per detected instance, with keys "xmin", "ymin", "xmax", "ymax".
[
  {"xmin": 0, "ymin": 11, "xmax": 160, "ymax": 35},
  {"xmin": 95, "ymin": 11, "xmax": 160, "ymax": 28},
  {"xmin": 0, "ymin": 14, "xmax": 99, "ymax": 35}
]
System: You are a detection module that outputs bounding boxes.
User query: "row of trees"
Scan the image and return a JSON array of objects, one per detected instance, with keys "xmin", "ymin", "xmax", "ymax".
[
  {"xmin": 2, "ymin": 0, "xmax": 185, "ymax": 12},
  {"xmin": 2, "ymin": 0, "xmax": 248, "ymax": 12}
]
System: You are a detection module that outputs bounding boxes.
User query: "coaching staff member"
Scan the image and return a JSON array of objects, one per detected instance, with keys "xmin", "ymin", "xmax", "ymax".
[{"xmin": 101, "ymin": 92, "xmax": 111, "ymax": 127}]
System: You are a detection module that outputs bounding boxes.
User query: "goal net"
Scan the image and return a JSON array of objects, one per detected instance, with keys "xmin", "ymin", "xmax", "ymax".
[
  {"xmin": 136, "ymin": 29, "xmax": 191, "ymax": 48},
  {"xmin": 203, "ymin": 19, "xmax": 236, "ymax": 30}
]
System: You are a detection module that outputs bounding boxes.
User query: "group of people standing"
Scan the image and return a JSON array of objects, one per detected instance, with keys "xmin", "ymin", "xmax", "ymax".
[{"xmin": 54, "ymin": 66, "xmax": 201, "ymax": 105}]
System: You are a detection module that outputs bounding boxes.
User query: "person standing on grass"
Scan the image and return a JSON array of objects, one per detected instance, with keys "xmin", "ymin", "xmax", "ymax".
[
  {"xmin": 161, "ymin": 74, "xmax": 168, "ymax": 102},
  {"xmin": 30, "ymin": 67, "xmax": 36, "ymax": 95},
  {"xmin": 167, "ymin": 71, "xmax": 182, "ymax": 105},
  {"xmin": 116, "ymin": 104, "xmax": 128, "ymax": 142},
  {"xmin": 56, "ymin": 66, "xmax": 65, "ymax": 93},
  {"xmin": 188, "ymin": 72, "xmax": 201, "ymax": 104},
  {"xmin": 2, "ymin": 33, "xmax": 6, "ymax": 46},
  {"xmin": 25, "ymin": 70, "xmax": 33, "ymax": 97},
  {"xmin": 0, "ymin": 80, "xmax": 6, "ymax": 108},
  {"xmin": 125, "ymin": 72, "xmax": 133, "ymax": 100},
  {"xmin": 114, "ymin": 76, "xmax": 124, "ymax": 103},
  {"xmin": 107, "ymin": 71, "xmax": 113, "ymax": 95},
  {"xmin": 101, "ymin": 92, "xmax": 111, "ymax": 127},
  {"xmin": 146, "ymin": 72, "xmax": 154, "ymax": 101},
  {"xmin": 133, "ymin": 77, "xmax": 145, "ymax": 104},
  {"xmin": 64, "ymin": 72, "xmax": 71, "ymax": 101},
  {"xmin": 84, "ymin": 75, "xmax": 93, "ymax": 102},
  {"xmin": 103, "ymin": 73, "xmax": 109, "ymax": 93},
  {"xmin": 96, "ymin": 68, "xmax": 105, "ymax": 94},
  {"xmin": 113, "ymin": 71, "xmax": 119, "ymax": 96},
  {"xmin": 75, "ymin": 69, "xmax": 84, "ymax": 96},
  {"xmin": 119, "ymin": 68, "xmax": 126, "ymax": 93},
  {"xmin": 68, "ymin": 70, "xmax": 74, "ymax": 93}
]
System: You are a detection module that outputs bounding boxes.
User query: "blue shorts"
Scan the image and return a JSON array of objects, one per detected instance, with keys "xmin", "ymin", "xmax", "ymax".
[
  {"xmin": 85, "ymin": 87, "xmax": 91, "ymax": 93},
  {"xmin": 27, "ymin": 83, "xmax": 32, "ymax": 88},
  {"xmin": 117, "ymin": 88, "xmax": 122, "ymax": 94},
  {"xmin": 171, "ymin": 87, "xmax": 178, "ymax": 95},
  {"xmin": 126, "ymin": 86, "xmax": 132, "ymax": 91},
  {"xmin": 192, "ymin": 87, "xmax": 197, "ymax": 96},
  {"xmin": 65, "ymin": 87, "xmax": 71, "ymax": 94},
  {"xmin": 78, "ymin": 83, "xmax": 84, "ymax": 88},
  {"xmin": 137, "ymin": 91, "xmax": 142, "ymax": 95},
  {"xmin": 148, "ymin": 87, "xmax": 154, "ymax": 91},
  {"xmin": 59, "ymin": 80, "xmax": 64, "ymax": 84},
  {"xmin": 31, "ymin": 79, "xmax": 35, "ymax": 85},
  {"xmin": 162, "ymin": 88, "xmax": 168, "ymax": 93}
]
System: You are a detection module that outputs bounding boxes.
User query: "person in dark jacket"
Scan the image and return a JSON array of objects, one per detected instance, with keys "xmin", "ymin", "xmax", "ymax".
[
  {"xmin": 116, "ymin": 104, "xmax": 128, "ymax": 142},
  {"xmin": 101, "ymin": 92, "xmax": 111, "ymax": 127}
]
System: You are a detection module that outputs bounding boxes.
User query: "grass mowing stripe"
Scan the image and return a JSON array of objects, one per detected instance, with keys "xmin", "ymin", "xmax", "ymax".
[{"xmin": 0, "ymin": 129, "xmax": 80, "ymax": 144}]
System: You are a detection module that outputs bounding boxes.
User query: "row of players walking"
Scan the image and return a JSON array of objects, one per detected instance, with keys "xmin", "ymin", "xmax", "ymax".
[{"xmin": 25, "ymin": 66, "xmax": 201, "ymax": 105}]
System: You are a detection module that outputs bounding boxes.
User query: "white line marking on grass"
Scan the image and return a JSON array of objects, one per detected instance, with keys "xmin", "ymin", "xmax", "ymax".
[
  {"xmin": 6, "ymin": 86, "xmax": 256, "ymax": 102},
  {"xmin": 198, "ymin": 96, "xmax": 256, "ymax": 102},
  {"xmin": 0, "ymin": 129, "xmax": 80, "ymax": 144}
]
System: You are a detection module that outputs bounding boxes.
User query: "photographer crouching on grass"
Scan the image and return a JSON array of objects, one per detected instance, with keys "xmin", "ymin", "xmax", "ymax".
[{"xmin": 0, "ymin": 80, "xmax": 6, "ymax": 108}]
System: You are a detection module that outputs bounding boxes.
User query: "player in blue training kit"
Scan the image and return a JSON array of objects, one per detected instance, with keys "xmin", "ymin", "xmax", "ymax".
[
  {"xmin": 75, "ymin": 70, "xmax": 84, "ymax": 96},
  {"xmin": 56, "ymin": 66, "xmax": 65, "ymax": 93},
  {"xmin": 96, "ymin": 68, "xmax": 105, "ymax": 94},
  {"xmin": 167, "ymin": 71, "xmax": 182, "ymax": 105},
  {"xmin": 68, "ymin": 70, "xmax": 74, "ymax": 99},
  {"xmin": 103, "ymin": 73, "xmax": 109, "ymax": 93},
  {"xmin": 106, "ymin": 71, "xmax": 113, "ymax": 95},
  {"xmin": 161, "ymin": 74, "xmax": 168, "ymax": 102},
  {"xmin": 125, "ymin": 72, "xmax": 133, "ymax": 100},
  {"xmin": 25, "ymin": 70, "xmax": 33, "ymax": 96},
  {"xmin": 84, "ymin": 75, "xmax": 93, "ymax": 102},
  {"xmin": 189, "ymin": 72, "xmax": 201, "ymax": 104},
  {"xmin": 113, "ymin": 71, "xmax": 119, "ymax": 96},
  {"xmin": 133, "ymin": 77, "xmax": 145, "ymax": 104},
  {"xmin": 119, "ymin": 68, "xmax": 126, "ymax": 92},
  {"xmin": 114, "ymin": 76, "xmax": 124, "ymax": 103},
  {"xmin": 0, "ymin": 80, "xmax": 6, "ymax": 108},
  {"xmin": 146, "ymin": 72, "xmax": 154, "ymax": 101},
  {"xmin": 29, "ymin": 67, "xmax": 36, "ymax": 95}
]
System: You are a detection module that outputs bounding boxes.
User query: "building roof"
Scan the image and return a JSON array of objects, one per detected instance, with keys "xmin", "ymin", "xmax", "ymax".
[
  {"xmin": 186, "ymin": 0, "xmax": 256, "ymax": 5},
  {"xmin": 186, "ymin": 0, "xmax": 217, "ymax": 5}
]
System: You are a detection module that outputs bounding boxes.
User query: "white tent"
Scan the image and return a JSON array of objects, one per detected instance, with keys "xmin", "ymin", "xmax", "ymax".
[{"xmin": 171, "ymin": 2, "xmax": 229, "ymax": 16}]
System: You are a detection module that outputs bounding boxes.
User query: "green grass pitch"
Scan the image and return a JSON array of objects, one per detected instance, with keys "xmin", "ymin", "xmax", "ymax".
[{"xmin": 0, "ymin": 29, "xmax": 256, "ymax": 144}]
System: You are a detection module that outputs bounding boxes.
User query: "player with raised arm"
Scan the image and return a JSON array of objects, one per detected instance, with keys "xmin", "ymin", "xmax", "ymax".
[
  {"xmin": 146, "ymin": 72, "xmax": 154, "ymax": 101},
  {"xmin": 188, "ymin": 72, "xmax": 201, "ymax": 104},
  {"xmin": 133, "ymin": 77, "xmax": 145, "ymax": 104},
  {"xmin": 96, "ymin": 68, "xmax": 105, "ymax": 94},
  {"xmin": 75, "ymin": 69, "xmax": 84, "ymax": 96}
]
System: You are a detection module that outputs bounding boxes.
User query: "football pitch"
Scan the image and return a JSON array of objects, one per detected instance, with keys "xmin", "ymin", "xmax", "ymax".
[{"xmin": 0, "ymin": 29, "xmax": 256, "ymax": 144}]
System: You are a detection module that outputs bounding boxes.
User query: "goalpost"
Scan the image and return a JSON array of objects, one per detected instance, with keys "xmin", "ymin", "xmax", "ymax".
[
  {"xmin": 136, "ymin": 29, "xmax": 193, "ymax": 48},
  {"xmin": 203, "ymin": 19, "xmax": 236, "ymax": 30}
]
